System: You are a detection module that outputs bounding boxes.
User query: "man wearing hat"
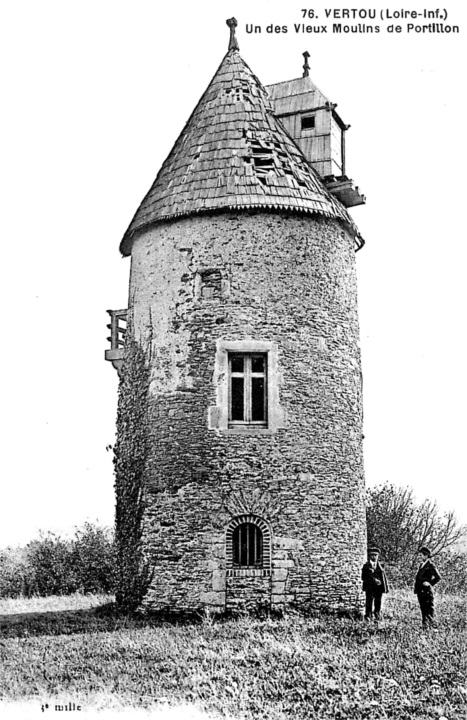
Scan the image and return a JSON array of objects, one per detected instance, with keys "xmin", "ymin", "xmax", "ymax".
[
  {"xmin": 414, "ymin": 546, "xmax": 441, "ymax": 628},
  {"xmin": 361, "ymin": 547, "xmax": 389, "ymax": 620}
]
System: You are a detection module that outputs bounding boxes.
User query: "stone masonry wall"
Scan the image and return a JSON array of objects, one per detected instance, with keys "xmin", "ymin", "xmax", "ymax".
[{"xmin": 124, "ymin": 211, "xmax": 367, "ymax": 614}]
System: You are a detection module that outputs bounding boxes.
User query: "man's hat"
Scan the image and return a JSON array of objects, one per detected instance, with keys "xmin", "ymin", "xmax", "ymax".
[
  {"xmin": 368, "ymin": 546, "xmax": 380, "ymax": 554},
  {"xmin": 418, "ymin": 546, "xmax": 431, "ymax": 557}
]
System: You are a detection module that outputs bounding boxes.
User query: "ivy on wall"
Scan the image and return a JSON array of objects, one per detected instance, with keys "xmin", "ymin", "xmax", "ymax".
[{"xmin": 113, "ymin": 339, "xmax": 152, "ymax": 610}]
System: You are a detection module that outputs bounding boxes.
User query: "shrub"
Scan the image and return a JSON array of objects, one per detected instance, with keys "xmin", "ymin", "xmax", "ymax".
[
  {"xmin": 71, "ymin": 522, "xmax": 116, "ymax": 594},
  {"xmin": 436, "ymin": 549, "xmax": 467, "ymax": 594},
  {"xmin": 0, "ymin": 523, "xmax": 116, "ymax": 598},
  {"xmin": 26, "ymin": 532, "xmax": 76, "ymax": 596},
  {"xmin": 0, "ymin": 547, "xmax": 34, "ymax": 598}
]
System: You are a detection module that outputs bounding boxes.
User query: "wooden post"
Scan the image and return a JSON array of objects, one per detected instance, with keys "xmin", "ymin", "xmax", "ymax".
[{"xmin": 341, "ymin": 128, "xmax": 346, "ymax": 177}]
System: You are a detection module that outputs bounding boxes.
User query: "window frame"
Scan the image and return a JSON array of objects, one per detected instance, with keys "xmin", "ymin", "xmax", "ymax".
[
  {"xmin": 232, "ymin": 522, "xmax": 264, "ymax": 568},
  {"xmin": 208, "ymin": 340, "xmax": 286, "ymax": 435},
  {"xmin": 226, "ymin": 514, "xmax": 272, "ymax": 578},
  {"xmin": 301, "ymin": 114, "xmax": 316, "ymax": 131},
  {"xmin": 228, "ymin": 352, "xmax": 267, "ymax": 427}
]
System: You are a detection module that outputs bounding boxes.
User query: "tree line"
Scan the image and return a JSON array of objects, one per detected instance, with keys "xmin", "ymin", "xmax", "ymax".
[
  {"xmin": 0, "ymin": 485, "xmax": 465, "ymax": 598},
  {"xmin": 0, "ymin": 522, "xmax": 115, "ymax": 598},
  {"xmin": 366, "ymin": 484, "xmax": 467, "ymax": 592}
]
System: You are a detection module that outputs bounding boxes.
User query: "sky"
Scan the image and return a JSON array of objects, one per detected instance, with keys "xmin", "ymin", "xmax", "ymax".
[{"xmin": 0, "ymin": 0, "xmax": 466, "ymax": 547}]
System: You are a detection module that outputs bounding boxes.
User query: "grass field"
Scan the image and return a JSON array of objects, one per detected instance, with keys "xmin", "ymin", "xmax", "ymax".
[{"xmin": 0, "ymin": 591, "xmax": 466, "ymax": 719}]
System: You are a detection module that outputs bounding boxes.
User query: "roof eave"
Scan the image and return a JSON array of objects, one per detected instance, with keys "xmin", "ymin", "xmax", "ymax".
[{"xmin": 120, "ymin": 204, "xmax": 364, "ymax": 256}]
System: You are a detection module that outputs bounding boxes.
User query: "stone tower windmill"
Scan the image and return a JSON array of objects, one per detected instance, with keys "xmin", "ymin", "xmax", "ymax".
[{"xmin": 106, "ymin": 19, "xmax": 367, "ymax": 614}]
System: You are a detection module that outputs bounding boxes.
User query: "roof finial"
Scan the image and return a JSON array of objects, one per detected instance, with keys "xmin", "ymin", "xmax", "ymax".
[
  {"xmin": 302, "ymin": 51, "xmax": 310, "ymax": 78},
  {"xmin": 226, "ymin": 17, "xmax": 239, "ymax": 52}
]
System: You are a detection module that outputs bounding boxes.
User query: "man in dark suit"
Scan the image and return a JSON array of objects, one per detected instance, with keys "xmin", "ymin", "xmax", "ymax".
[
  {"xmin": 414, "ymin": 546, "xmax": 441, "ymax": 628},
  {"xmin": 361, "ymin": 547, "xmax": 389, "ymax": 620}
]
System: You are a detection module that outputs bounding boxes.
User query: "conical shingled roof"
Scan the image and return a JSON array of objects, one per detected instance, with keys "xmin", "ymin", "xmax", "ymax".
[{"xmin": 120, "ymin": 44, "xmax": 361, "ymax": 255}]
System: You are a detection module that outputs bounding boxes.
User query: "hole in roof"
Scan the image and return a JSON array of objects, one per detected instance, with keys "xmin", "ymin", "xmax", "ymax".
[
  {"xmin": 240, "ymin": 79, "xmax": 251, "ymax": 96},
  {"xmin": 250, "ymin": 140, "xmax": 272, "ymax": 155},
  {"xmin": 253, "ymin": 157, "xmax": 274, "ymax": 168}
]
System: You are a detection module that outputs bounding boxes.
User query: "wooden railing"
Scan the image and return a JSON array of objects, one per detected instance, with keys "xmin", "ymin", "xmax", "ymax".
[
  {"xmin": 106, "ymin": 309, "xmax": 127, "ymax": 349},
  {"xmin": 105, "ymin": 309, "xmax": 127, "ymax": 373}
]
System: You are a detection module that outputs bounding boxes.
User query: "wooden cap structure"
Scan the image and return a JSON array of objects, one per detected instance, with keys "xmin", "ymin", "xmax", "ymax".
[{"xmin": 120, "ymin": 20, "xmax": 362, "ymax": 256}]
